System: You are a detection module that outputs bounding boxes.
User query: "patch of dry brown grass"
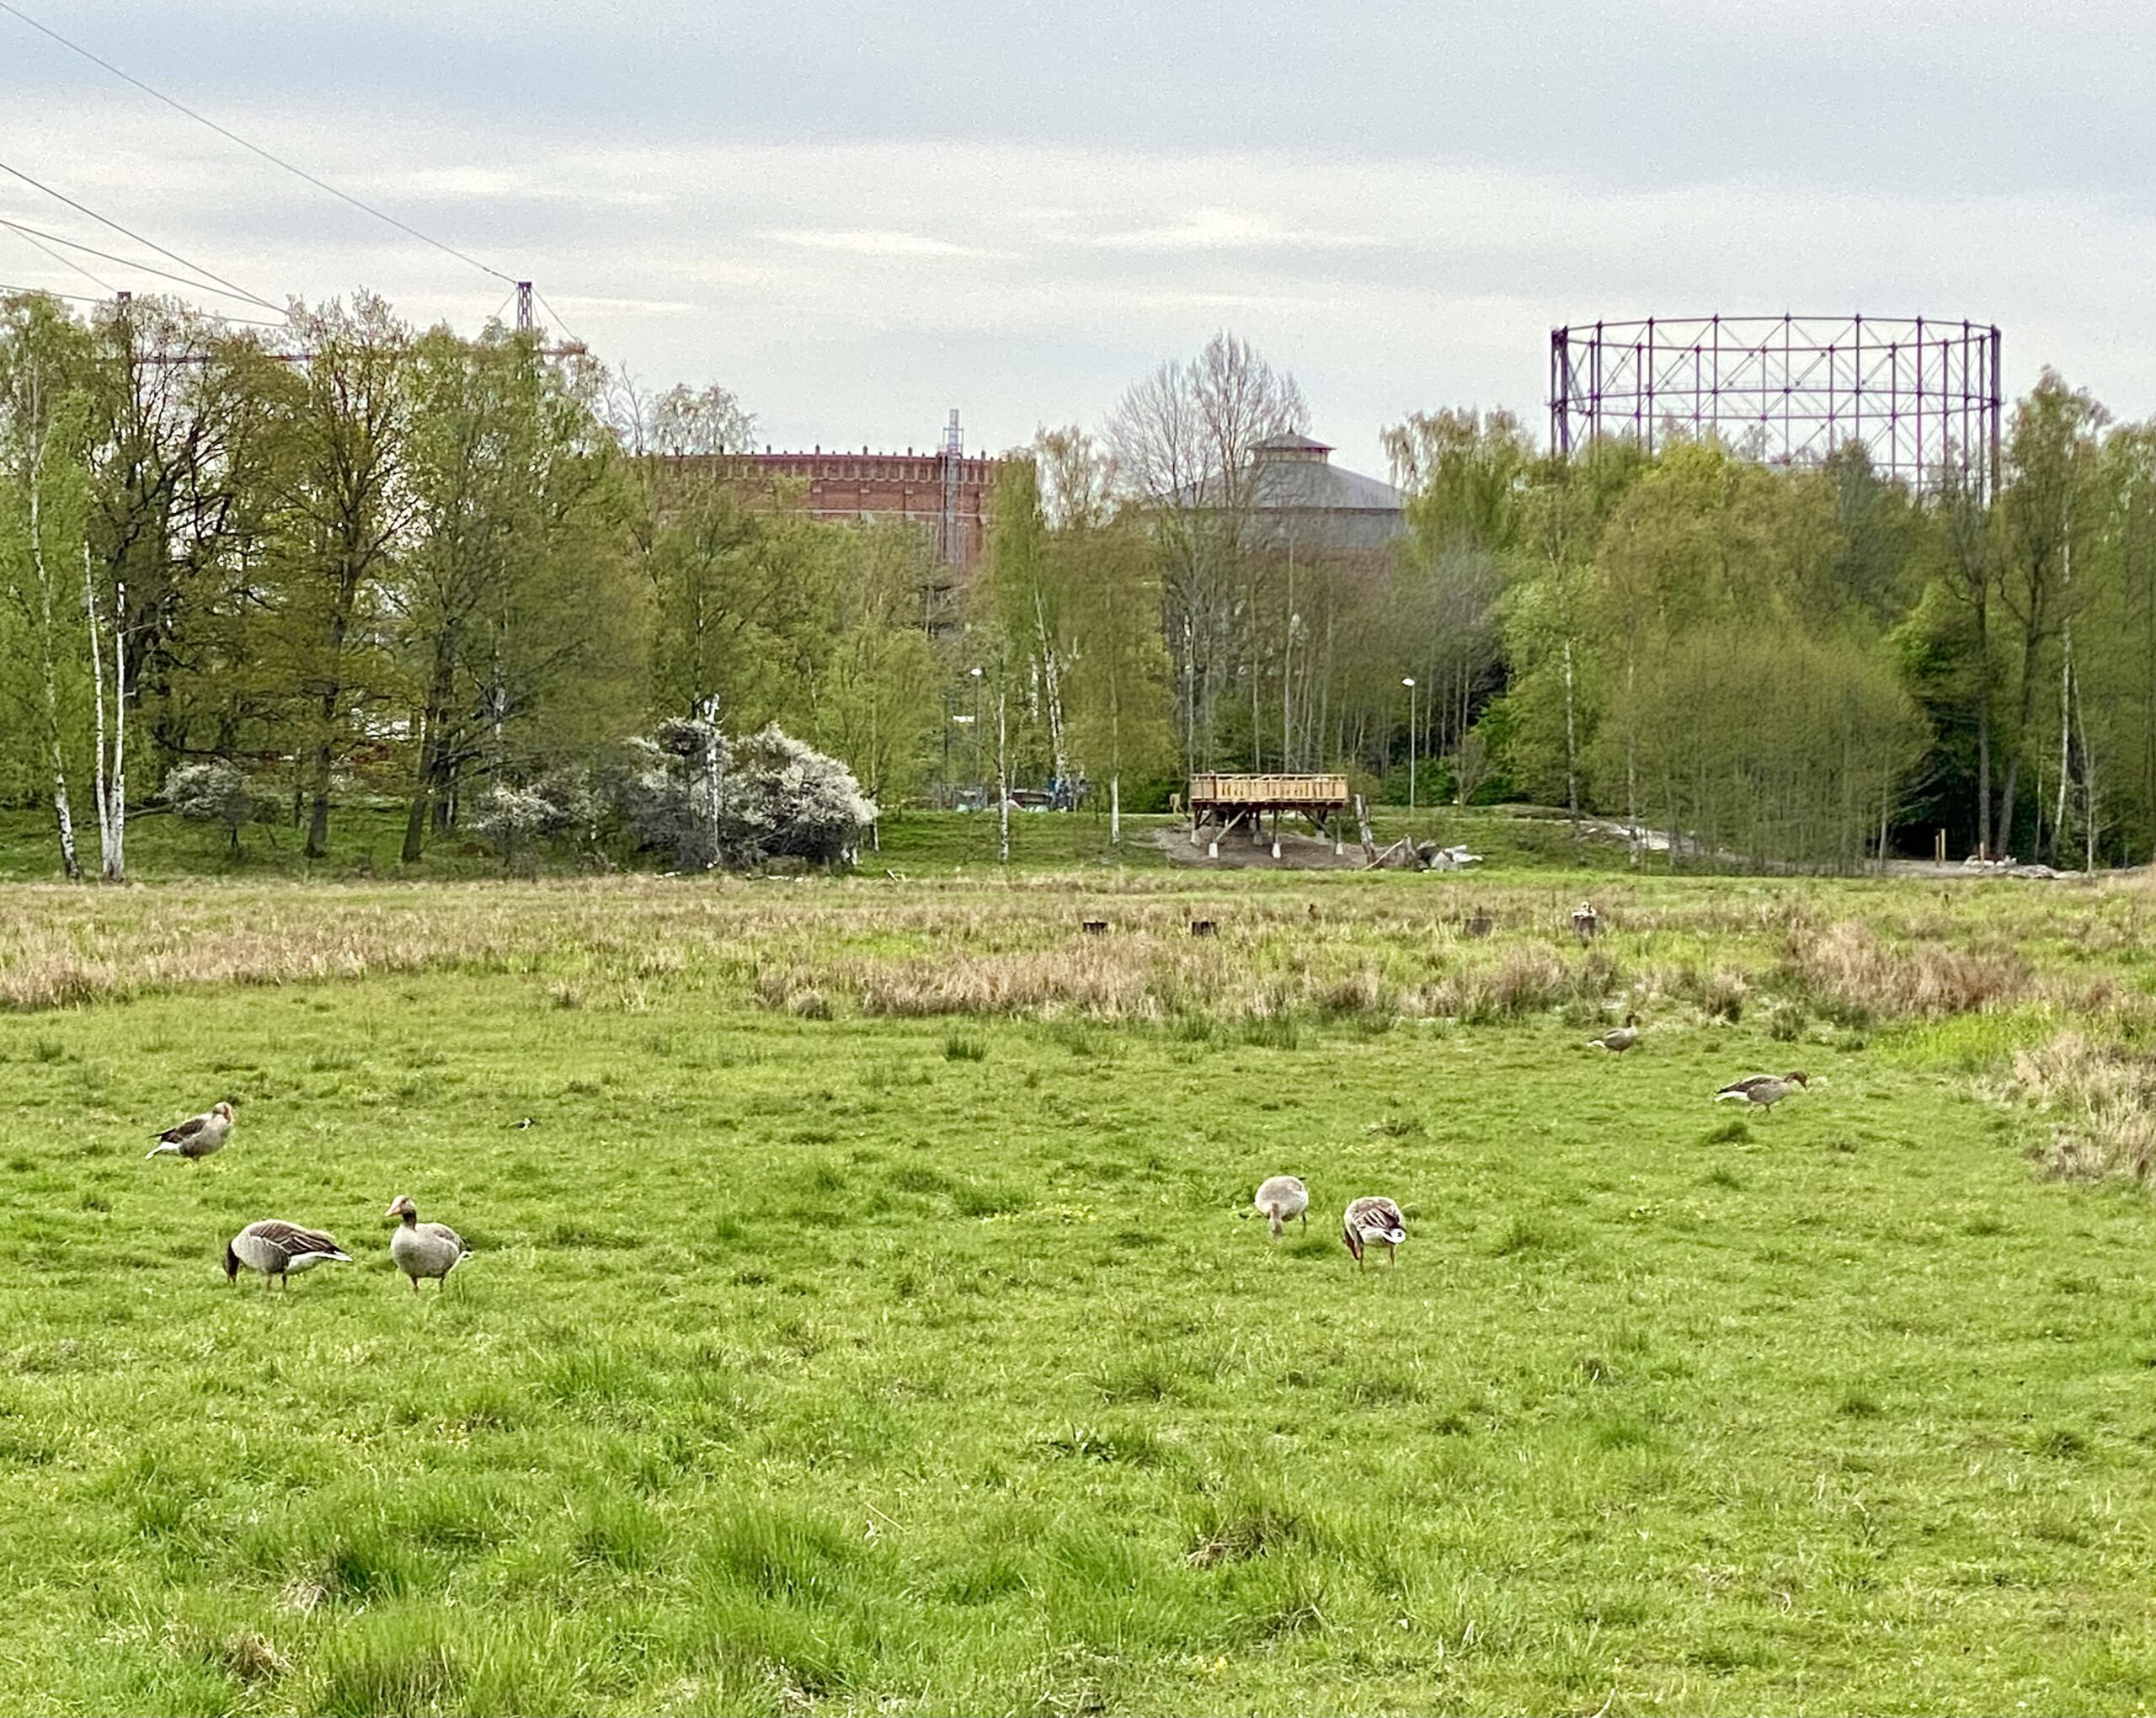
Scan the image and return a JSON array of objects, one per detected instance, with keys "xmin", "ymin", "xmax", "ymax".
[
  {"xmin": 1785, "ymin": 920, "xmax": 2026, "ymax": 1022},
  {"xmin": 1993, "ymin": 1031, "xmax": 2156, "ymax": 1185},
  {"xmin": 3, "ymin": 872, "xmax": 2145, "ymax": 1035}
]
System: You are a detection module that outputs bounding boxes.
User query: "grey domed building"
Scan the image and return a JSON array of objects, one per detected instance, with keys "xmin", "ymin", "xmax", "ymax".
[{"xmin": 1244, "ymin": 432, "xmax": 1406, "ymax": 555}]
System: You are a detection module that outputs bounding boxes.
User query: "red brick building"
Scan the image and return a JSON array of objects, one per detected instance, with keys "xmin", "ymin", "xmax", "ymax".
[{"xmin": 702, "ymin": 412, "xmax": 1001, "ymax": 574}]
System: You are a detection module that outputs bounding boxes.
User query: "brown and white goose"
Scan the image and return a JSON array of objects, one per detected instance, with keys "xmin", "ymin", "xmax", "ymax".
[
  {"xmin": 1715, "ymin": 1070, "xmax": 1809, "ymax": 1114},
  {"xmin": 1342, "ymin": 1195, "xmax": 1407, "ymax": 1268},
  {"xmin": 386, "ymin": 1196, "xmax": 468, "ymax": 1293},
  {"xmin": 1588, "ymin": 1015, "xmax": 1640, "ymax": 1054},
  {"xmin": 1254, "ymin": 1174, "xmax": 1309, "ymax": 1239},
  {"xmin": 225, "ymin": 1220, "xmax": 350, "ymax": 1289},
  {"xmin": 147, "ymin": 1101, "xmax": 233, "ymax": 1162}
]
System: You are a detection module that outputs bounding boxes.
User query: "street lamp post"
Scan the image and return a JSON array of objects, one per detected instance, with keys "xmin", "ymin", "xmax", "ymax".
[
  {"xmin": 1402, "ymin": 676, "xmax": 1417, "ymax": 814},
  {"xmin": 969, "ymin": 665, "xmax": 984, "ymax": 806},
  {"xmin": 949, "ymin": 713, "xmax": 974, "ymax": 809}
]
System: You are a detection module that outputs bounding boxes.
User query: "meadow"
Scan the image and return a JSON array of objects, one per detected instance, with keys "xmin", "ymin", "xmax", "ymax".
[{"xmin": 3, "ymin": 850, "xmax": 2156, "ymax": 1714}]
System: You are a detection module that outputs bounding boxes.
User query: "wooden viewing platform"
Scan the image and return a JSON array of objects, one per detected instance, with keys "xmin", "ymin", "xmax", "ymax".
[{"xmin": 1187, "ymin": 772, "xmax": 1352, "ymax": 852}]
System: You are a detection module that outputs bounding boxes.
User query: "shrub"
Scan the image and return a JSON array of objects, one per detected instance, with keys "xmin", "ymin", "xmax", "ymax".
[
  {"xmin": 162, "ymin": 760, "xmax": 276, "ymax": 853},
  {"xmin": 467, "ymin": 773, "xmax": 595, "ymax": 851},
  {"xmin": 607, "ymin": 720, "xmax": 874, "ymax": 871}
]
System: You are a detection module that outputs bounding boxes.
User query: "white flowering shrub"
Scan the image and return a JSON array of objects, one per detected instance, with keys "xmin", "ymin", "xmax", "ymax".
[
  {"xmin": 610, "ymin": 723, "xmax": 731, "ymax": 869},
  {"xmin": 605, "ymin": 720, "xmax": 873, "ymax": 870},
  {"xmin": 470, "ymin": 772, "xmax": 600, "ymax": 851},
  {"xmin": 162, "ymin": 760, "xmax": 275, "ymax": 849},
  {"xmin": 723, "ymin": 724, "xmax": 878, "ymax": 865}
]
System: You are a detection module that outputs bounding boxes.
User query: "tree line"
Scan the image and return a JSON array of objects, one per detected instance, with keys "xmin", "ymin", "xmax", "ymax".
[
  {"xmin": 3, "ymin": 292, "xmax": 2152, "ymax": 874},
  {"xmin": 1065, "ymin": 334, "xmax": 2155, "ymax": 870},
  {"xmin": 0, "ymin": 291, "xmax": 971, "ymax": 877}
]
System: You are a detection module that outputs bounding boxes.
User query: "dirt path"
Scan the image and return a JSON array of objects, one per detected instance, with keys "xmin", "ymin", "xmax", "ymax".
[{"xmin": 1152, "ymin": 825, "xmax": 1365, "ymax": 870}]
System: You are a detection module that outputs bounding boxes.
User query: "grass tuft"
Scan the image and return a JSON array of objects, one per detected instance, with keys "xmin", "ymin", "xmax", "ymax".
[
  {"xmin": 1790, "ymin": 920, "xmax": 2025, "ymax": 1022},
  {"xmin": 311, "ymin": 1609, "xmax": 461, "ymax": 1717},
  {"xmin": 1994, "ymin": 1031, "xmax": 2156, "ymax": 1185},
  {"xmin": 1492, "ymin": 1215, "xmax": 1559, "ymax": 1256}
]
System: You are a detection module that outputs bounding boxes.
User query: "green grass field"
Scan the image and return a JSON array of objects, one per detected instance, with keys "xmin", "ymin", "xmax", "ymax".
[
  {"xmin": 2, "ymin": 867, "xmax": 2153, "ymax": 1713},
  {"xmin": 0, "ymin": 801, "xmax": 1620, "ymax": 883}
]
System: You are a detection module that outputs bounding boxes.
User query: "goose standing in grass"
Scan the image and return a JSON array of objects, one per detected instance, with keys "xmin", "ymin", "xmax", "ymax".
[
  {"xmin": 1342, "ymin": 1196, "xmax": 1407, "ymax": 1268},
  {"xmin": 224, "ymin": 1221, "xmax": 350, "ymax": 1290},
  {"xmin": 1587, "ymin": 1015, "xmax": 1640, "ymax": 1054},
  {"xmin": 1715, "ymin": 1070, "xmax": 1809, "ymax": 1115},
  {"xmin": 147, "ymin": 1101, "xmax": 233, "ymax": 1162},
  {"xmin": 387, "ymin": 1195, "xmax": 468, "ymax": 1293},
  {"xmin": 1254, "ymin": 1174, "xmax": 1309, "ymax": 1239}
]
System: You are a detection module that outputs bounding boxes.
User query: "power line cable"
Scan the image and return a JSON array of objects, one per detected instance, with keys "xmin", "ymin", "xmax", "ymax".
[
  {"xmin": 0, "ymin": 279, "xmax": 112, "ymax": 307},
  {"xmin": 3, "ymin": 221, "xmax": 118, "ymax": 294},
  {"xmin": 0, "ymin": 0, "xmax": 517, "ymax": 285},
  {"xmin": 534, "ymin": 288, "xmax": 585, "ymax": 349},
  {"xmin": 0, "ymin": 215, "xmax": 283, "ymax": 310},
  {"xmin": 0, "ymin": 155, "xmax": 280, "ymax": 315},
  {"xmin": 0, "ymin": 261, "xmax": 288, "ymax": 328}
]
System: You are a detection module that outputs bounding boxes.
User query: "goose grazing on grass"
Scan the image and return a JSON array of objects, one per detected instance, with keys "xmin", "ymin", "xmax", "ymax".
[
  {"xmin": 1716, "ymin": 1070, "xmax": 1809, "ymax": 1114},
  {"xmin": 225, "ymin": 1221, "xmax": 350, "ymax": 1290},
  {"xmin": 1342, "ymin": 1195, "xmax": 1407, "ymax": 1268},
  {"xmin": 1588, "ymin": 1015, "xmax": 1641, "ymax": 1054},
  {"xmin": 1254, "ymin": 1174, "xmax": 1309, "ymax": 1239},
  {"xmin": 147, "ymin": 1101, "xmax": 233, "ymax": 1162},
  {"xmin": 387, "ymin": 1195, "xmax": 468, "ymax": 1293}
]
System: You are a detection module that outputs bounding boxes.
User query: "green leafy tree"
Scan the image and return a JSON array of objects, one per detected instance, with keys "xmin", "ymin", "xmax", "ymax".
[{"xmin": 395, "ymin": 324, "xmax": 639, "ymax": 861}]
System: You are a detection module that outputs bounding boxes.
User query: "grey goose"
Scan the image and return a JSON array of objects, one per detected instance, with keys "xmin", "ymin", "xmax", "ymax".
[
  {"xmin": 1715, "ymin": 1070, "xmax": 1809, "ymax": 1114},
  {"xmin": 1254, "ymin": 1174, "xmax": 1310, "ymax": 1239},
  {"xmin": 387, "ymin": 1196, "xmax": 468, "ymax": 1292},
  {"xmin": 226, "ymin": 1220, "xmax": 350, "ymax": 1289},
  {"xmin": 1342, "ymin": 1195, "xmax": 1407, "ymax": 1267},
  {"xmin": 148, "ymin": 1101, "xmax": 233, "ymax": 1161}
]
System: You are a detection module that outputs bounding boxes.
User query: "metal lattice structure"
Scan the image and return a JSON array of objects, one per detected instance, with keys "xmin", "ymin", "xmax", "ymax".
[{"xmin": 1550, "ymin": 315, "xmax": 2002, "ymax": 497}]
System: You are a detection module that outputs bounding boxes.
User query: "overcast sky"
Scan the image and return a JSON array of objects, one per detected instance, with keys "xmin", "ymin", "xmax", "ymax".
[{"xmin": 5, "ymin": 1, "xmax": 2152, "ymax": 475}]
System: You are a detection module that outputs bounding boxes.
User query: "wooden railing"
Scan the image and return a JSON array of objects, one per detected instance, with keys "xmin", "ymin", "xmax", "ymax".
[{"xmin": 1188, "ymin": 773, "xmax": 1350, "ymax": 806}]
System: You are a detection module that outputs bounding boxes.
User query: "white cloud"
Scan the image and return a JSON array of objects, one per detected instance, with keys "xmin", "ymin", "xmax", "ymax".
[
  {"xmin": 3, "ymin": 91, "xmax": 2153, "ymax": 476},
  {"xmin": 757, "ymin": 229, "xmax": 996, "ymax": 259},
  {"xmin": 1057, "ymin": 207, "xmax": 1385, "ymax": 253}
]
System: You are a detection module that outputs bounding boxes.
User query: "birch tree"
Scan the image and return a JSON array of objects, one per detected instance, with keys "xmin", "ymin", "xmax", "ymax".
[
  {"xmin": 1995, "ymin": 371, "xmax": 2105, "ymax": 858},
  {"xmin": 0, "ymin": 298, "xmax": 93, "ymax": 877}
]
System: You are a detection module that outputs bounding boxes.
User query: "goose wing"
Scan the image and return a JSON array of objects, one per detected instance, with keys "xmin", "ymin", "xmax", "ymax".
[
  {"xmin": 1717, "ymin": 1074, "xmax": 1774, "ymax": 1097},
  {"xmin": 1345, "ymin": 1196, "xmax": 1406, "ymax": 1238},
  {"xmin": 419, "ymin": 1222, "xmax": 467, "ymax": 1254},
  {"xmin": 248, "ymin": 1220, "xmax": 349, "ymax": 1264},
  {"xmin": 157, "ymin": 1111, "xmax": 212, "ymax": 1145}
]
